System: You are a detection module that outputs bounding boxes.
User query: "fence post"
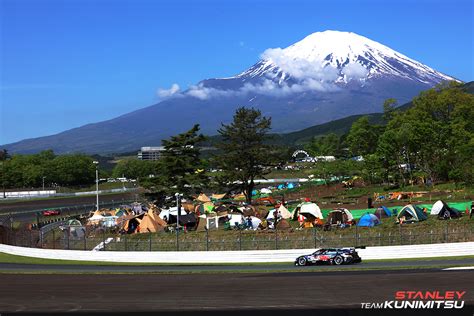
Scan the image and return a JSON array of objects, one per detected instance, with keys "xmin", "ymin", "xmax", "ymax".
[
  {"xmin": 355, "ymin": 225, "xmax": 358, "ymax": 247},
  {"xmin": 103, "ymin": 230, "xmax": 106, "ymax": 251},
  {"xmin": 445, "ymin": 221, "xmax": 449, "ymax": 243},
  {"xmin": 67, "ymin": 227, "xmax": 70, "ymax": 250},
  {"xmin": 176, "ymin": 227, "xmax": 179, "ymax": 251},
  {"xmin": 313, "ymin": 227, "xmax": 317, "ymax": 248},
  {"xmin": 83, "ymin": 230, "xmax": 87, "ymax": 251},
  {"xmin": 125, "ymin": 234, "xmax": 128, "ymax": 251},
  {"xmin": 206, "ymin": 229, "xmax": 209, "ymax": 251},
  {"xmin": 275, "ymin": 228, "xmax": 278, "ymax": 250},
  {"xmin": 399, "ymin": 225, "xmax": 402, "ymax": 245},
  {"xmin": 149, "ymin": 233, "xmax": 152, "ymax": 251},
  {"xmin": 239, "ymin": 228, "xmax": 242, "ymax": 251}
]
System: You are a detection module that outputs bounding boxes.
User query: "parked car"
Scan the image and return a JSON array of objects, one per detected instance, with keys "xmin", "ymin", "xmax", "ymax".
[
  {"xmin": 42, "ymin": 209, "xmax": 61, "ymax": 216},
  {"xmin": 295, "ymin": 247, "xmax": 362, "ymax": 266}
]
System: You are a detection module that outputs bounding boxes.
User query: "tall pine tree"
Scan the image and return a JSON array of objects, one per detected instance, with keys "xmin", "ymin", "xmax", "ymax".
[
  {"xmin": 215, "ymin": 107, "xmax": 276, "ymax": 204},
  {"xmin": 156, "ymin": 124, "xmax": 207, "ymax": 196}
]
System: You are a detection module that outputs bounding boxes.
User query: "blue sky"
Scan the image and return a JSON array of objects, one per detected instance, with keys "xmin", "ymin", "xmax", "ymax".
[{"xmin": 1, "ymin": 0, "xmax": 473, "ymax": 144}]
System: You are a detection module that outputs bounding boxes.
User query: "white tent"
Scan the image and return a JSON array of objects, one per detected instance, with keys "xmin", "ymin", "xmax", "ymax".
[
  {"xmin": 430, "ymin": 200, "xmax": 444, "ymax": 216},
  {"xmin": 88, "ymin": 214, "xmax": 104, "ymax": 223},
  {"xmin": 338, "ymin": 208, "xmax": 354, "ymax": 221},
  {"xmin": 266, "ymin": 209, "xmax": 277, "ymax": 220},
  {"xmin": 277, "ymin": 204, "xmax": 292, "ymax": 219},
  {"xmin": 228, "ymin": 213, "xmax": 244, "ymax": 227},
  {"xmin": 249, "ymin": 216, "xmax": 262, "ymax": 230},
  {"xmin": 298, "ymin": 202, "xmax": 324, "ymax": 219},
  {"xmin": 260, "ymin": 188, "xmax": 272, "ymax": 194},
  {"xmin": 159, "ymin": 207, "xmax": 188, "ymax": 220},
  {"xmin": 266, "ymin": 205, "xmax": 291, "ymax": 220}
]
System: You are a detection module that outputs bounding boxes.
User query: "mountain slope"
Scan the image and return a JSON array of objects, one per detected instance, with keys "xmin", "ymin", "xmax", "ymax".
[{"xmin": 3, "ymin": 30, "xmax": 459, "ymax": 154}]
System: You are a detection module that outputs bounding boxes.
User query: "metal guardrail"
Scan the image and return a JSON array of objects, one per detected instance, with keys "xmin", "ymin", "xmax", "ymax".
[
  {"xmin": 0, "ymin": 187, "xmax": 139, "ymax": 200},
  {"xmin": 1, "ymin": 241, "xmax": 473, "ymax": 263}
]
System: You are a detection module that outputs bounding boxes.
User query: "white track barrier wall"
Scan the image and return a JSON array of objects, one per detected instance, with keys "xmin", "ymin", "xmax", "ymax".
[{"xmin": 1, "ymin": 242, "xmax": 473, "ymax": 264}]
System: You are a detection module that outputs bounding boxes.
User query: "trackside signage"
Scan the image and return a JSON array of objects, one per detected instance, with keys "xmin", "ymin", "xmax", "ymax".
[{"xmin": 361, "ymin": 291, "xmax": 466, "ymax": 310}]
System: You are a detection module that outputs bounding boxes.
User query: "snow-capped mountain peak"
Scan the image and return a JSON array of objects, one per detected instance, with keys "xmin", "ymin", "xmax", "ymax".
[{"xmin": 238, "ymin": 30, "xmax": 456, "ymax": 85}]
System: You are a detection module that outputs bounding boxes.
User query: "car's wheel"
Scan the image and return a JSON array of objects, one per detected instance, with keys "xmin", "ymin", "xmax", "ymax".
[
  {"xmin": 333, "ymin": 255, "xmax": 344, "ymax": 265},
  {"xmin": 297, "ymin": 257, "xmax": 307, "ymax": 266}
]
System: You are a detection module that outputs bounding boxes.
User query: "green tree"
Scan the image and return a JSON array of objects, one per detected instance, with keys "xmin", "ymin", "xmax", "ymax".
[
  {"xmin": 215, "ymin": 107, "xmax": 277, "ymax": 204},
  {"xmin": 304, "ymin": 133, "xmax": 342, "ymax": 157},
  {"xmin": 0, "ymin": 149, "xmax": 11, "ymax": 198},
  {"xmin": 112, "ymin": 159, "xmax": 157, "ymax": 180},
  {"xmin": 152, "ymin": 124, "xmax": 207, "ymax": 196},
  {"xmin": 382, "ymin": 98, "xmax": 398, "ymax": 122},
  {"xmin": 377, "ymin": 81, "xmax": 474, "ymax": 184},
  {"xmin": 50, "ymin": 154, "xmax": 95, "ymax": 186},
  {"xmin": 346, "ymin": 116, "xmax": 380, "ymax": 157}
]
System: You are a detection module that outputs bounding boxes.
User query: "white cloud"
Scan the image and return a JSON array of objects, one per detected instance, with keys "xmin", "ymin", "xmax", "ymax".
[
  {"xmin": 186, "ymin": 83, "xmax": 239, "ymax": 100},
  {"xmin": 157, "ymin": 83, "xmax": 181, "ymax": 98},
  {"xmin": 182, "ymin": 47, "xmax": 358, "ymax": 101},
  {"xmin": 260, "ymin": 48, "xmax": 340, "ymax": 82},
  {"xmin": 342, "ymin": 62, "xmax": 369, "ymax": 80}
]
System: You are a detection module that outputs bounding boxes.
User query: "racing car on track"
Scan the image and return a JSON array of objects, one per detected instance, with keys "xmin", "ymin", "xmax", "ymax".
[
  {"xmin": 295, "ymin": 248, "xmax": 362, "ymax": 266},
  {"xmin": 41, "ymin": 209, "xmax": 61, "ymax": 216}
]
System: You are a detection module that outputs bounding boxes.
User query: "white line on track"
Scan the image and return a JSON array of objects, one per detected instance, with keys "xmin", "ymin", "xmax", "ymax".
[{"xmin": 442, "ymin": 266, "xmax": 474, "ymax": 270}]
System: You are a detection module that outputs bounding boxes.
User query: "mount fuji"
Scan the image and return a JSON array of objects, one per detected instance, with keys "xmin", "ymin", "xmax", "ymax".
[{"xmin": 4, "ymin": 30, "xmax": 458, "ymax": 154}]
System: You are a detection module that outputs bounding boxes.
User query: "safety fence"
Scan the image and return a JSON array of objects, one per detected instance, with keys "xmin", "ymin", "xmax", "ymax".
[{"xmin": 2, "ymin": 221, "xmax": 473, "ymax": 252}]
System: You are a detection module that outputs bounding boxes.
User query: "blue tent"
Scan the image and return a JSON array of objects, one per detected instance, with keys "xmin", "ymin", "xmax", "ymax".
[
  {"xmin": 287, "ymin": 183, "xmax": 295, "ymax": 189},
  {"xmin": 277, "ymin": 184, "xmax": 285, "ymax": 190},
  {"xmin": 357, "ymin": 213, "xmax": 381, "ymax": 227},
  {"xmin": 382, "ymin": 206, "xmax": 393, "ymax": 216},
  {"xmin": 376, "ymin": 206, "xmax": 394, "ymax": 218}
]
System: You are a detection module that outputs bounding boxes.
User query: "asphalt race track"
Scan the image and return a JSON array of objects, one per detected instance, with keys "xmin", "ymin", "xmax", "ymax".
[
  {"xmin": 0, "ymin": 269, "xmax": 472, "ymax": 314},
  {"xmin": 0, "ymin": 192, "xmax": 137, "ymax": 213},
  {"xmin": 0, "ymin": 257, "xmax": 474, "ymax": 273}
]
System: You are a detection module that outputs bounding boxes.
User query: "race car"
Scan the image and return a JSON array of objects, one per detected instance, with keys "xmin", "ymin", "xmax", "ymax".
[
  {"xmin": 295, "ymin": 247, "xmax": 362, "ymax": 266},
  {"xmin": 42, "ymin": 209, "xmax": 61, "ymax": 216}
]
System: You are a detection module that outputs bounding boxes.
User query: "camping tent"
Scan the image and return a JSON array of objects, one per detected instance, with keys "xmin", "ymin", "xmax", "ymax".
[
  {"xmin": 88, "ymin": 213, "xmax": 105, "ymax": 224},
  {"xmin": 277, "ymin": 204, "xmax": 292, "ymax": 219},
  {"xmin": 168, "ymin": 213, "xmax": 197, "ymax": 228},
  {"xmin": 276, "ymin": 219, "xmax": 291, "ymax": 230},
  {"xmin": 196, "ymin": 193, "xmax": 212, "ymax": 203},
  {"xmin": 211, "ymin": 193, "xmax": 227, "ymax": 200},
  {"xmin": 397, "ymin": 204, "xmax": 427, "ymax": 223},
  {"xmin": 195, "ymin": 202, "xmax": 215, "ymax": 214},
  {"xmin": 248, "ymin": 216, "xmax": 262, "ymax": 230},
  {"xmin": 357, "ymin": 213, "xmax": 381, "ymax": 227},
  {"xmin": 227, "ymin": 213, "xmax": 244, "ymax": 228},
  {"xmin": 296, "ymin": 202, "xmax": 323, "ymax": 219},
  {"xmin": 138, "ymin": 210, "xmax": 167, "ymax": 233},
  {"xmin": 159, "ymin": 207, "xmax": 188, "ymax": 221},
  {"xmin": 326, "ymin": 208, "xmax": 354, "ymax": 225},
  {"xmin": 266, "ymin": 205, "xmax": 293, "ymax": 220},
  {"xmin": 377, "ymin": 206, "xmax": 393, "ymax": 218},
  {"xmin": 431, "ymin": 200, "xmax": 461, "ymax": 219},
  {"xmin": 260, "ymin": 188, "xmax": 272, "ymax": 194}
]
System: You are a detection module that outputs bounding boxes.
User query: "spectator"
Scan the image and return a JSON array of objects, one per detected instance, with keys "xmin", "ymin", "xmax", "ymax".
[{"xmin": 246, "ymin": 216, "xmax": 252, "ymax": 229}]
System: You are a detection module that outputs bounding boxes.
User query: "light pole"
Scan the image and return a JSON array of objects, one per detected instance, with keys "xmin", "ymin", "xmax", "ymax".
[
  {"xmin": 93, "ymin": 161, "xmax": 99, "ymax": 211},
  {"xmin": 175, "ymin": 192, "xmax": 183, "ymax": 228},
  {"xmin": 42, "ymin": 176, "xmax": 46, "ymax": 192},
  {"xmin": 175, "ymin": 192, "xmax": 183, "ymax": 251}
]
